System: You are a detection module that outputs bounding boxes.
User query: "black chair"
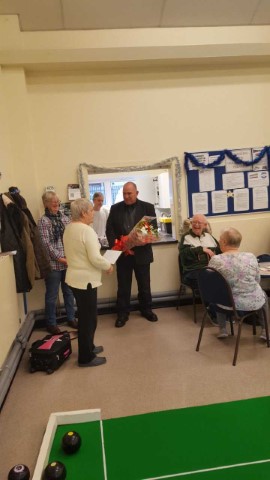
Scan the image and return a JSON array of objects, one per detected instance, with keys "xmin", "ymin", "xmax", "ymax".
[
  {"xmin": 176, "ymin": 254, "xmax": 200, "ymax": 323},
  {"xmin": 196, "ymin": 267, "xmax": 270, "ymax": 366},
  {"xmin": 257, "ymin": 254, "xmax": 270, "ymax": 263}
]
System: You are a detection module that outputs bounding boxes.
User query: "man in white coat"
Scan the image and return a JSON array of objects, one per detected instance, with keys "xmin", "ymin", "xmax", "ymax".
[{"xmin": 92, "ymin": 192, "xmax": 109, "ymax": 242}]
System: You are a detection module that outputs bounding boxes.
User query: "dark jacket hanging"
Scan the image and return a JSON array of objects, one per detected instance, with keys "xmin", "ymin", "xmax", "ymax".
[
  {"xmin": 0, "ymin": 194, "xmax": 32, "ymax": 293},
  {"xmin": 7, "ymin": 190, "xmax": 51, "ymax": 280}
]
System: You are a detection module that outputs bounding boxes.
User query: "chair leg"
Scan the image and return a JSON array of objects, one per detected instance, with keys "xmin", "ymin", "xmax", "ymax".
[
  {"xmin": 192, "ymin": 291, "xmax": 197, "ymax": 324},
  {"xmin": 176, "ymin": 288, "xmax": 180, "ymax": 311},
  {"xmin": 233, "ymin": 320, "xmax": 243, "ymax": 366},
  {"xmin": 229, "ymin": 316, "xmax": 234, "ymax": 336},
  {"xmin": 252, "ymin": 315, "xmax": 257, "ymax": 336},
  {"xmin": 196, "ymin": 312, "xmax": 207, "ymax": 351},
  {"xmin": 176, "ymin": 285, "xmax": 185, "ymax": 310},
  {"xmin": 262, "ymin": 308, "xmax": 270, "ymax": 348}
]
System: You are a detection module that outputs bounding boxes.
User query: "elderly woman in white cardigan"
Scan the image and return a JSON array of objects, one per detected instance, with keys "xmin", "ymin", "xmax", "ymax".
[{"xmin": 63, "ymin": 198, "xmax": 113, "ymax": 368}]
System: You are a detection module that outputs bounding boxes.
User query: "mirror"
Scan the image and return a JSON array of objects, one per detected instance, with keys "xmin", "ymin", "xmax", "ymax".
[{"xmin": 78, "ymin": 156, "xmax": 182, "ymax": 239}]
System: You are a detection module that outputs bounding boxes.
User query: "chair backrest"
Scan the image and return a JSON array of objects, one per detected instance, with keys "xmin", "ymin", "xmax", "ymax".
[
  {"xmin": 197, "ymin": 267, "xmax": 236, "ymax": 311},
  {"xmin": 257, "ymin": 254, "xmax": 270, "ymax": 263}
]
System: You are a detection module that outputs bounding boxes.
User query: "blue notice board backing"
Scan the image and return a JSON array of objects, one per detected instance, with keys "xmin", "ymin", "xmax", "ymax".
[{"xmin": 185, "ymin": 146, "xmax": 270, "ymax": 218}]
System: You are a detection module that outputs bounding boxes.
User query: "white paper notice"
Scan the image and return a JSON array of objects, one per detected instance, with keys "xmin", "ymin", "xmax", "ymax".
[
  {"xmin": 222, "ymin": 172, "xmax": 245, "ymax": 190},
  {"xmin": 68, "ymin": 187, "xmax": 81, "ymax": 200},
  {"xmin": 199, "ymin": 169, "xmax": 215, "ymax": 192},
  {"xmin": 209, "ymin": 154, "xmax": 225, "ymax": 167},
  {"xmin": 211, "ymin": 191, "xmax": 228, "ymax": 214},
  {"xmin": 103, "ymin": 250, "xmax": 122, "ymax": 264},
  {"xmin": 192, "ymin": 192, "xmax": 208, "ymax": 214},
  {"xmin": 225, "ymin": 149, "xmax": 252, "ymax": 172},
  {"xmin": 188, "ymin": 152, "xmax": 209, "ymax": 170},
  {"xmin": 248, "ymin": 170, "xmax": 269, "ymax": 188},
  {"xmin": 253, "ymin": 186, "xmax": 268, "ymax": 210},
  {"xmin": 234, "ymin": 188, "xmax": 249, "ymax": 211},
  {"xmin": 252, "ymin": 147, "xmax": 268, "ymax": 171}
]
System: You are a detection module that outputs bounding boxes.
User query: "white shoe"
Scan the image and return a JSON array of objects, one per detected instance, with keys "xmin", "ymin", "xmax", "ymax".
[
  {"xmin": 209, "ymin": 315, "xmax": 219, "ymax": 327},
  {"xmin": 260, "ymin": 329, "xmax": 267, "ymax": 341},
  {"xmin": 217, "ymin": 328, "xmax": 228, "ymax": 339}
]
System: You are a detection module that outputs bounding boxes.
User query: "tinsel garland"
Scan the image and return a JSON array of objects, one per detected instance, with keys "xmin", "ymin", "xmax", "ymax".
[{"xmin": 184, "ymin": 146, "xmax": 270, "ymax": 171}]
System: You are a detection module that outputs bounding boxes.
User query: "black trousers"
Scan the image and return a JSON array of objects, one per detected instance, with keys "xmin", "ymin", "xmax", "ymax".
[
  {"xmin": 183, "ymin": 270, "xmax": 201, "ymax": 289},
  {"xmin": 70, "ymin": 284, "xmax": 97, "ymax": 364},
  {"xmin": 116, "ymin": 254, "xmax": 152, "ymax": 316}
]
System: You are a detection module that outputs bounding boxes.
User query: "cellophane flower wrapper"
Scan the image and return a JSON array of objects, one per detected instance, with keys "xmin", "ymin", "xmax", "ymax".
[
  {"xmin": 112, "ymin": 216, "xmax": 160, "ymax": 254},
  {"xmin": 126, "ymin": 216, "xmax": 160, "ymax": 247}
]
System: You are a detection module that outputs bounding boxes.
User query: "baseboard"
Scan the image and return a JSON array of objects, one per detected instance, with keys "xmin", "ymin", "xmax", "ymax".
[
  {"xmin": 0, "ymin": 311, "xmax": 35, "ymax": 410},
  {"xmin": 33, "ymin": 290, "xmax": 194, "ymax": 326}
]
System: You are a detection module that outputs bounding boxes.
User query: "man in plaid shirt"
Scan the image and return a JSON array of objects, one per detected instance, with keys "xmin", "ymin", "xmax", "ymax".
[{"xmin": 38, "ymin": 191, "xmax": 77, "ymax": 334}]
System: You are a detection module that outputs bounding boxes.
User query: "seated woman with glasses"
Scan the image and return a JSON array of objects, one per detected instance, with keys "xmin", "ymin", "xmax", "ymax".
[
  {"xmin": 179, "ymin": 213, "xmax": 221, "ymax": 289},
  {"xmin": 209, "ymin": 227, "xmax": 268, "ymax": 340}
]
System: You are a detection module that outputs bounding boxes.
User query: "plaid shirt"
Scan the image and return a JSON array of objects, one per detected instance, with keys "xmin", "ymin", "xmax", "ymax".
[{"xmin": 38, "ymin": 213, "xmax": 70, "ymax": 271}]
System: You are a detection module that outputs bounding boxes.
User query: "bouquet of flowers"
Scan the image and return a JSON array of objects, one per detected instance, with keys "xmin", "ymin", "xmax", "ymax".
[{"xmin": 112, "ymin": 216, "xmax": 160, "ymax": 255}]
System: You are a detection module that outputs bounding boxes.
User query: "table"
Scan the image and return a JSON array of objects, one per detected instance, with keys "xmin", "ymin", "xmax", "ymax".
[
  {"xmin": 259, "ymin": 261, "xmax": 270, "ymax": 278},
  {"xmin": 33, "ymin": 396, "xmax": 270, "ymax": 480}
]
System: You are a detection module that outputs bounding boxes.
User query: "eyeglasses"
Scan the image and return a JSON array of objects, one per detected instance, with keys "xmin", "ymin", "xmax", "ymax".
[{"xmin": 191, "ymin": 221, "xmax": 205, "ymax": 226}]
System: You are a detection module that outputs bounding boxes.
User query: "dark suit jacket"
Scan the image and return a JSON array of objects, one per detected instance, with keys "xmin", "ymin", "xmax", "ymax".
[{"xmin": 106, "ymin": 199, "xmax": 156, "ymax": 265}]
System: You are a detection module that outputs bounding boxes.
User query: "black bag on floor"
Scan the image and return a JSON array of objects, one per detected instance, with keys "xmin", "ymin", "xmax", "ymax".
[{"xmin": 29, "ymin": 331, "xmax": 72, "ymax": 374}]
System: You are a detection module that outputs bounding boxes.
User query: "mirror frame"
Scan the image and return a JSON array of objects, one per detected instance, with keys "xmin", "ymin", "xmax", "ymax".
[{"xmin": 78, "ymin": 156, "xmax": 182, "ymax": 238}]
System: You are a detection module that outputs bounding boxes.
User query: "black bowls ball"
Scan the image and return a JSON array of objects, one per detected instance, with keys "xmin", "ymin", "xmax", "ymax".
[
  {"xmin": 8, "ymin": 464, "xmax": 30, "ymax": 480},
  {"xmin": 43, "ymin": 461, "xmax": 67, "ymax": 480},
  {"xmin": 62, "ymin": 431, "xmax": 82, "ymax": 454}
]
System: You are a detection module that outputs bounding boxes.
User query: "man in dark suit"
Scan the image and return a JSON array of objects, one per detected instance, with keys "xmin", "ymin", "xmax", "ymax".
[{"xmin": 106, "ymin": 182, "xmax": 158, "ymax": 328}]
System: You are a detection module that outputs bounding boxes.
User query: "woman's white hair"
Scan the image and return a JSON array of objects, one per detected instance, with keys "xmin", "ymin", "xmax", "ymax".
[
  {"xmin": 42, "ymin": 191, "xmax": 59, "ymax": 207},
  {"xmin": 71, "ymin": 198, "xmax": 92, "ymax": 221},
  {"xmin": 220, "ymin": 227, "xmax": 242, "ymax": 247}
]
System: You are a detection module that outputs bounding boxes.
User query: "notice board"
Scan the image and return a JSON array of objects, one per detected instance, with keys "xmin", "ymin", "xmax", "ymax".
[{"xmin": 184, "ymin": 146, "xmax": 270, "ymax": 218}]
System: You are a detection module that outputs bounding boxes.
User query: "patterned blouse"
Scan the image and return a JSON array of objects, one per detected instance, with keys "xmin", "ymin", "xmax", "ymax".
[
  {"xmin": 209, "ymin": 252, "xmax": 265, "ymax": 311},
  {"xmin": 38, "ymin": 213, "xmax": 70, "ymax": 271}
]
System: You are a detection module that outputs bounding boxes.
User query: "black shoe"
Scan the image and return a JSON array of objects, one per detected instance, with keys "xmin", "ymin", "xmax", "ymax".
[
  {"xmin": 68, "ymin": 319, "xmax": 78, "ymax": 329},
  {"xmin": 93, "ymin": 345, "xmax": 104, "ymax": 354},
  {"xmin": 78, "ymin": 356, "xmax": 106, "ymax": 367},
  {"xmin": 47, "ymin": 325, "xmax": 62, "ymax": 334},
  {"xmin": 115, "ymin": 315, "xmax": 129, "ymax": 328},
  {"xmin": 141, "ymin": 311, "xmax": 158, "ymax": 322}
]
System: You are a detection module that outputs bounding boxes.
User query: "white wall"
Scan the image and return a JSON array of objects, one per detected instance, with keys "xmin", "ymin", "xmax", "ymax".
[
  {"xmin": 21, "ymin": 64, "xmax": 270, "ymax": 310},
  {"xmin": 27, "ymin": 66, "xmax": 270, "ymax": 204},
  {"xmin": 0, "ymin": 255, "xmax": 21, "ymax": 364},
  {"xmin": 1, "ymin": 21, "xmax": 270, "ymax": 315}
]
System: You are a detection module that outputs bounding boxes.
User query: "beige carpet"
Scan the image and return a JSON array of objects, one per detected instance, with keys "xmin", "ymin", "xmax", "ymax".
[{"xmin": 1, "ymin": 305, "xmax": 270, "ymax": 478}]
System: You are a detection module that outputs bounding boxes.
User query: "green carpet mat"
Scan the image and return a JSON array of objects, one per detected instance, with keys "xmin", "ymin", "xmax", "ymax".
[{"xmin": 48, "ymin": 396, "xmax": 270, "ymax": 479}]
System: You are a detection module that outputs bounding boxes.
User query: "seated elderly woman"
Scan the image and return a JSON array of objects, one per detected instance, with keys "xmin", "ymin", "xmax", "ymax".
[{"xmin": 209, "ymin": 227, "xmax": 269, "ymax": 340}]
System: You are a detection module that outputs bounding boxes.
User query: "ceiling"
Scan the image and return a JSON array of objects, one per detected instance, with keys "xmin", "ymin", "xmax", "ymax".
[{"xmin": 1, "ymin": 0, "xmax": 270, "ymax": 32}]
